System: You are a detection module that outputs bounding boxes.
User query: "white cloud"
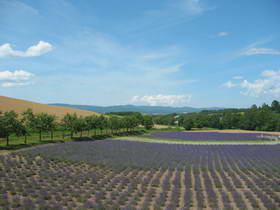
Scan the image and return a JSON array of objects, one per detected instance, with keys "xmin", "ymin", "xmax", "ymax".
[
  {"xmin": 131, "ymin": 94, "xmax": 192, "ymax": 106},
  {"xmin": 240, "ymin": 70, "xmax": 280, "ymax": 97},
  {"xmin": 233, "ymin": 76, "xmax": 243, "ymax": 80},
  {"xmin": 0, "ymin": 41, "xmax": 53, "ymax": 58},
  {"xmin": 0, "ymin": 70, "xmax": 34, "ymax": 81},
  {"xmin": 224, "ymin": 70, "xmax": 280, "ymax": 97},
  {"xmin": 0, "ymin": 70, "xmax": 34, "ymax": 88},
  {"xmin": 217, "ymin": 32, "xmax": 229, "ymax": 37},
  {"xmin": 240, "ymin": 48, "xmax": 280, "ymax": 56},
  {"xmin": 1, "ymin": 82, "xmax": 32, "ymax": 88},
  {"xmin": 222, "ymin": 81, "xmax": 237, "ymax": 88}
]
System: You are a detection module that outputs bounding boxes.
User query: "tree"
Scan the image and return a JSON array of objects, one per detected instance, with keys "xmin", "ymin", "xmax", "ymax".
[
  {"xmin": 271, "ymin": 100, "xmax": 280, "ymax": 113},
  {"xmin": 84, "ymin": 115, "xmax": 99, "ymax": 136},
  {"xmin": 97, "ymin": 115, "xmax": 107, "ymax": 135},
  {"xmin": 0, "ymin": 111, "xmax": 20, "ymax": 146},
  {"xmin": 123, "ymin": 116, "xmax": 136, "ymax": 132},
  {"xmin": 73, "ymin": 116, "xmax": 86, "ymax": 137},
  {"xmin": 15, "ymin": 119, "xmax": 28, "ymax": 144},
  {"xmin": 33, "ymin": 113, "xmax": 57, "ymax": 141},
  {"xmin": 62, "ymin": 113, "xmax": 78, "ymax": 139},
  {"xmin": 21, "ymin": 109, "xmax": 51, "ymax": 141},
  {"xmin": 183, "ymin": 117, "xmax": 193, "ymax": 130},
  {"xmin": 142, "ymin": 115, "xmax": 154, "ymax": 130},
  {"xmin": 21, "ymin": 109, "xmax": 33, "ymax": 144}
]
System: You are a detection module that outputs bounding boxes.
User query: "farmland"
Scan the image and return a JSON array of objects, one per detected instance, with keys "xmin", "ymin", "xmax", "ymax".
[
  {"xmin": 0, "ymin": 96, "xmax": 98, "ymax": 119},
  {"xmin": 0, "ymin": 137, "xmax": 279, "ymax": 209}
]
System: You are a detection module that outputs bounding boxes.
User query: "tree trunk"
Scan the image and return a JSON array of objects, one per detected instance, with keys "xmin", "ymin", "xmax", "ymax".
[
  {"xmin": 51, "ymin": 130, "xmax": 53, "ymax": 140},
  {"xmin": 24, "ymin": 135, "xmax": 27, "ymax": 144},
  {"xmin": 62, "ymin": 131, "xmax": 64, "ymax": 139},
  {"xmin": 6, "ymin": 136, "xmax": 9, "ymax": 147},
  {"xmin": 71, "ymin": 131, "xmax": 73, "ymax": 139},
  {"xmin": 80, "ymin": 131, "xmax": 82, "ymax": 137}
]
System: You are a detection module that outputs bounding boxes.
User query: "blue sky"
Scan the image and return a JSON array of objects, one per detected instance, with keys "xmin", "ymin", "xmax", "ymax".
[{"xmin": 0, "ymin": 0, "xmax": 280, "ymax": 108}]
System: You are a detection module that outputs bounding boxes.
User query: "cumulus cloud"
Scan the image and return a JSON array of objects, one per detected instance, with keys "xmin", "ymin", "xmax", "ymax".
[
  {"xmin": 222, "ymin": 81, "xmax": 237, "ymax": 88},
  {"xmin": 0, "ymin": 70, "xmax": 34, "ymax": 88},
  {"xmin": 223, "ymin": 70, "xmax": 280, "ymax": 97},
  {"xmin": 0, "ymin": 41, "xmax": 53, "ymax": 58},
  {"xmin": 240, "ymin": 70, "xmax": 280, "ymax": 96},
  {"xmin": 217, "ymin": 32, "xmax": 229, "ymax": 37},
  {"xmin": 131, "ymin": 94, "xmax": 192, "ymax": 106},
  {"xmin": 240, "ymin": 48, "xmax": 280, "ymax": 56},
  {"xmin": 0, "ymin": 70, "xmax": 33, "ymax": 81}
]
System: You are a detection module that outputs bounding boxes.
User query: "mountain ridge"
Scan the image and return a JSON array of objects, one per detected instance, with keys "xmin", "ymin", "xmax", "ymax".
[{"xmin": 49, "ymin": 103, "xmax": 227, "ymax": 114}]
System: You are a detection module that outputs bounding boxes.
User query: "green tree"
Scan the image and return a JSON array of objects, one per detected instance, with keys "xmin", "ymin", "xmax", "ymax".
[
  {"xmin": 44, "ymin": 114, "xmax": 56, "ymax": 140},
  {"xmin": 73, "ymin": 116, "xmax": 86, "ymax": 137},
  {"xmin": 62, "ymin": 113, "xmax": 78, "ymax": 139},
  {"xmin": 142, "ymin": 115, "xmax": 154, "ymax": 130},
  {"xmin": 84, "ymin": 115, "xmax": 99, "ymax": 136},
  {"xmin": 271, "ymin": 100, "xmax": 280, "ymax": 113},
  {"xmin": 0, "ymin": 111, "xmax": 21, "ymax": 146},
  {"xmin": 21, "ymin": 109, "xmax": 33, "ymax": 144},
  {"xmin": 21, "ymin": 109, "xmax": 51, "ymax": 141},
  {"xmin": 33, "ymin": 113, "xmax": 55, "ymax": 141},
  {"xmin": 97, "ymin": 115, "xmax": 107, "ymax": 135},
  {"xmin": 183, "ymin": 117, "xmax": 193, "ymax": 130}
]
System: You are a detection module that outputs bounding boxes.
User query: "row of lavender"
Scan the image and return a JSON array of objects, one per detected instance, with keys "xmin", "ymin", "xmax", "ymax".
[
  {"xmin": 20, "ymin": 140, "xmax": 280, "ymax": 169},
  {"xmin": 149, "ymin": 131, "xmax": 280, "ymax": 141},
  {"xmin": 1, "ymin": 152, "xmax": 279, "ymax": 209}
]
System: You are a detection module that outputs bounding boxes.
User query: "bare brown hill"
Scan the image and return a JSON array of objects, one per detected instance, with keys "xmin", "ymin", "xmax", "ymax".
[{"xmin": 0, "ymin": 96, "xmax": 99, "ymax": 119}]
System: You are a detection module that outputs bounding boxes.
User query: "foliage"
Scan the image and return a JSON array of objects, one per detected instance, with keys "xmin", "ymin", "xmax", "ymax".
[
  {"xmin": 182, "ymin": 118, "xmax": 193, "ymax": 130},
  {"xmin": 0, "ymin": 111, "xmax": 22, "ymax": 146},
  {"xmin": 155, "ymin": 100, "xmax": 280, "ymax": 132},
  {"xmin": 142, "ymin": 115, "xmax": 154, "ymax": 130}
]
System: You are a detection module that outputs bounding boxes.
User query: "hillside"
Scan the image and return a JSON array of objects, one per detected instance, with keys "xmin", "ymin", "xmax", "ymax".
[
  {"xmin": 0, "ymin": 96, "xmax": 99, "ymax": 118},
  {"xmin": 50, "ymin": 103, "xmax": 226, "ymax": 114}
]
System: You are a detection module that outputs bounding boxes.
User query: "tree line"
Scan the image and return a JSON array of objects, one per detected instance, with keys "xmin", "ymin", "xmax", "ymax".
[
  {"xmin": 153, "ymin": 100, "xmax": 280, "ymax": 131},
  {"xmin": 0, "ymin": 109, "xmax": 154, "ymax": 146}
]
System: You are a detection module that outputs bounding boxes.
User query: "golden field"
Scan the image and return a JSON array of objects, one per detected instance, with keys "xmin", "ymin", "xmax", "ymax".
[{"xmin": 0, "ymin": 96, "xmax": 99, "ymax": 119}]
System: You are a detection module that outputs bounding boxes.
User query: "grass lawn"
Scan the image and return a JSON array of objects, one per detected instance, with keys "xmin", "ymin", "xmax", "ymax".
[{"xmin": 114, "ymin": 136, "xmax": 280, "ymax": 145}]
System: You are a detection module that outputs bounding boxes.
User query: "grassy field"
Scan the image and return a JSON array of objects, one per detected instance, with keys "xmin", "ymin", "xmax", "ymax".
[
  {"xmin": 0, "ymin": 129, "xmax": 144, "ymax": 151},
  {"xmin": 115, "ymin": 136, "xmax": 280, "ymax": 145}
]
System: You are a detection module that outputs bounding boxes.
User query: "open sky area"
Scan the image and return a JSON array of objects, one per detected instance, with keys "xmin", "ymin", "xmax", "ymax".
[{"xmin": 0, "ymin": 0, "xmax": 280, "ymax": 108}]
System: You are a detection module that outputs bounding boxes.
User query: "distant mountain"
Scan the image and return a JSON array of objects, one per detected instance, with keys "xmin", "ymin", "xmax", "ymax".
[{"xmin": 49, "ymin": 104, "xmax": 227, "ymax": 114}]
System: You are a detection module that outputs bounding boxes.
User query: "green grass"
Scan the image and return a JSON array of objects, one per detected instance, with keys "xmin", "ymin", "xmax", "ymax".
[
  {"xmin": 0, "ymin": 129, "xmax": 145, "ymax": 151},
  {"xmin": 114, "ymin": 136, "xmax": 280, "ymax": 145}
]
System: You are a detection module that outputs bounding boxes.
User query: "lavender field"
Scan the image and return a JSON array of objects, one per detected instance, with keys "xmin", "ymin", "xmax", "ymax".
[
  {"xmin": 149, "ymin": 131, "xmax": 280, "ymax": 141},
  {"xmin": 0, "ymin": 140, "xmax": 278, "ymax": 209}
]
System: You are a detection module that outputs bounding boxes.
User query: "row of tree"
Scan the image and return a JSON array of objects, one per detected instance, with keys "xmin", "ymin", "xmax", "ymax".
[
  {"xmin": 153, "ymin": 100, "xmax": 280, "ymax": 131},
  {"xmin": 0, "ymin": 109, "xmax": 154, "ymax": 146}
]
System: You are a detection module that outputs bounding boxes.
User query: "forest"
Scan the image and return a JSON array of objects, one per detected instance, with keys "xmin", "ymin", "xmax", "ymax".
[{"xmin": 153, "ymin": 100, "xmax": 280, "ymax": 131}]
